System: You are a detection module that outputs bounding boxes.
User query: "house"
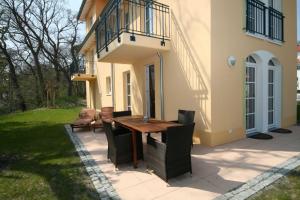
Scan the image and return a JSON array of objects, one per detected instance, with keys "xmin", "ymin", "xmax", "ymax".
[
  {"xmin": 297, "ymin": 45, "xmax": 300, "ymax": 94},
  {"xmin": 72, "ymin": 0, "xmax": 297, "ymax": 147}
]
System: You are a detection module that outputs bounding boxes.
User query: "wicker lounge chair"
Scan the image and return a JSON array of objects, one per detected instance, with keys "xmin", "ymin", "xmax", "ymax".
[
  {"xmin": 70, "ymin": 109, "xmax": 96, "ymax": 132},
  {"xmin": 146, "ymin": 123, "xmax": 195, "ymax": 181},
  {"xmin": 91, "ymin": 112, "xmax": 103, "ymax": 132},
  {"xmin": 100, "ymin": 107, "xmax": 114, "ymax": 122}
]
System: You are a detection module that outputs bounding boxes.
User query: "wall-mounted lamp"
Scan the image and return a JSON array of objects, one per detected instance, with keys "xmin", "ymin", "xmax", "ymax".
[{"xmin": 227, "ymin": 56, "xmax": 237, "ymax": 68}]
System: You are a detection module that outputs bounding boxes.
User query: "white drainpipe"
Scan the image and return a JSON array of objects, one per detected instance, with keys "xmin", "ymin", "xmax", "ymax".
[{"xmin": 157, "ymin": 51, "xmax": 165, "ymax": 120}]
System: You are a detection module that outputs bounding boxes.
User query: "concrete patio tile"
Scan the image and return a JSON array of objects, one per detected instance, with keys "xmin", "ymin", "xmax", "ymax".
[
  {"xmin": 105, "ymin": 170, "xmax": 143, "ymax": 191},
  {"xmin": 70, "ymin": 125, "xmax": 300, "ymax": 200},
  {"xmin": 203, "ymin": 173, "xmax": 243, "ymax": 194},
  {"xmin": 118, "ymin": 177, "xmax": 181, "ymax": 200},
  {"xmin": 153, "ymin": 179, "xmax": 220, "ymax": 200}
]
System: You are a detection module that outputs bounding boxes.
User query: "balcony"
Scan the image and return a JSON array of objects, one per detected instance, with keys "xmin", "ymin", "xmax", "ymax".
[
  {"xmin": 79, "ymin": 19, "xmax": 98, "ymax": 54},
  {"xmin": 95, "ymin": 0, "xmax": 170, "ymax": 64},
  {"xmin": 246, "ymin": 0, "xmax": 284, "ymax": 42},
  {"xmin": 71, "ymin": 64, "xmax": 97, "ymax": 82}
]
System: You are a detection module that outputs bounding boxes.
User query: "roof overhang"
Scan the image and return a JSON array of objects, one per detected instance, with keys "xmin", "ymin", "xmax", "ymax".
[{"xmin": 77, "ymin": 0, "xmax": 93, "ymax": 21}]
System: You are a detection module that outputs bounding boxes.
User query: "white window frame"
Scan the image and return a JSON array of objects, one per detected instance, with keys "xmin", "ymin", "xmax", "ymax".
[
  {"xmin": 245, "ymin": 62, "xmax": 258, "ymax": 134},
  {"xmin": 124, "ymin": 72, "xmax": 131, "ymax": 111},
  {"xmin": 106, "ymin": 76, "xmax": 112, "ymax": 96}
]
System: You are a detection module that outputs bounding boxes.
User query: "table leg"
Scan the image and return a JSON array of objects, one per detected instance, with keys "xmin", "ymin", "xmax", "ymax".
[{"xmin": 131, "ymin": 130, "xmax": 138, "ymax": 168}]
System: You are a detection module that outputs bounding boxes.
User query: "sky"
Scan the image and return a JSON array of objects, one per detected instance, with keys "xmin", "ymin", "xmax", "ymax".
[
  {"xmin": 67, "ymin": 0, "xmax": 300, "ymax": 41},
  {"xmin": 66, "ymin": 0, "xmax": 85, "ymax": 37},
  {"xmin": 66, "ymin": 0, "xmax": 82, "ymax": 12}
]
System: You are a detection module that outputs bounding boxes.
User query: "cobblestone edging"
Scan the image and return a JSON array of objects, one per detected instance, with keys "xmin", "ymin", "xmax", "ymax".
[
  {"xmin": 215, "ymin": 154, "xmax": 300, "ymax": 200},
  {"xmin": 64, "ymin": 125, "xmax": 120, "ymax": 200}
]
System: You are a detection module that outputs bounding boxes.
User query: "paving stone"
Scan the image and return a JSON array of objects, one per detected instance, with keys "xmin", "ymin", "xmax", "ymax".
[
  {"xmin": 214, "ymin": 153, "xmax": 300, "ymax": 200},
  {"xmin": 64, "ymin": 125, "xmax": 120, "ymax": 200}
]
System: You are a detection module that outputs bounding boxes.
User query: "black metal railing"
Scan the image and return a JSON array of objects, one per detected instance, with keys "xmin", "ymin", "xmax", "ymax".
[
  {"xmin": 246, "ymin": 0, "xmax": 284, "ymax": 42},
  {"xmin": 78, "ymin": 18, "xmax": 99, "ymax": 53},
  {"xmin": 269, "ymin": 7, "xmax": 284, "ymax": 41},
  {"xmin": 71, "ymin": 66, "xmax": 86, "ymax": 75},
  {"xmin": 95, "ymin": 0, "xmax": 170, "ymax": 56},
  {"xmin": 71, "ymin": 59, "xmax": 97, "ymax": 75}
]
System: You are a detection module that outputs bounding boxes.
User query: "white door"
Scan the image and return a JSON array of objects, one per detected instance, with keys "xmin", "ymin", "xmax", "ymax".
[
  {"xmin": 245, "ymin": 62, "xmax": 257, "ymax": 133},
  {"xmin": 268, "ymin": 68, "xmax": 275, "ymax": 129}
]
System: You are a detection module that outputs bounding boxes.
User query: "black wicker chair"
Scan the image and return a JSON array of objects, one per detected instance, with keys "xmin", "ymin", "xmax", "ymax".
[
  {"xmin": 146, "ymin": 123, "xmax": 195, "ymax": 181},
  {"xmin": 161, "ymin": 110, "xmax": 195, "ymax": 143},
  {"xmin": 113, "ymin": 111, "xmax": 132, "ymax": 118},
  {"xmin": 103, "ymin": 121, "xmax": 132, "ymax": 167},
  {"xmin": 112, "ymin": 110, "xmax": 144, "ymax": 160}
]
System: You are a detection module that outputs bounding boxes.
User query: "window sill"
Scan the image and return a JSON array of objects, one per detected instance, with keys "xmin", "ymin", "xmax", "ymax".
[{"xmin": 245, "ymin": 32, "xmax": 283, "ymax": 46}]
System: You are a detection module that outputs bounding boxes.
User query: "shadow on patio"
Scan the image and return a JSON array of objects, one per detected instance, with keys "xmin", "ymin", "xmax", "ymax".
[{"xmin": 71, "ymin": 125, "xmax": 300, "ymax": 200}]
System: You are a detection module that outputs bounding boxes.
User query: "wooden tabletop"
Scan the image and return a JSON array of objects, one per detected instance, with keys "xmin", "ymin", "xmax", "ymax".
[{"xmin": 113, "ymin": 115, "xmax": 180, "ymax": 133}]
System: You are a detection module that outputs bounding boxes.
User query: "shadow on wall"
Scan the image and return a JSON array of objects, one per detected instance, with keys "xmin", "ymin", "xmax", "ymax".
[
  {"xmin": 168, "ymin": 10, "xmax": 210, "ymax": 134},
  {"xmin": 131, "ymin": 66, "xmax": 144, "ymax": 115}
]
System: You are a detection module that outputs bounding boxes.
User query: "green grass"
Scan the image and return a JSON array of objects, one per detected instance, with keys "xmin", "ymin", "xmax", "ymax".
[
  {"xmin": 249, "ymin": 166, "xmax": 300, "ymax": 200},
  {"xmin": 249, "ymin": 104, "xmax": 300, "ymax": 200},
  {"xmin": 0, "ymin": 108, "xmax": 99, "ymax": 200}
]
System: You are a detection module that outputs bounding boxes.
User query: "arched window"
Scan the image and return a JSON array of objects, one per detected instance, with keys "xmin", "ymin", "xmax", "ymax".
[
  {"xmin": 246, "ymin": 56, "xmax": 256, "ymax": 63},
  {"xmin": 268, "ymin": 60, "xmax": 275, "ymax": 66}
]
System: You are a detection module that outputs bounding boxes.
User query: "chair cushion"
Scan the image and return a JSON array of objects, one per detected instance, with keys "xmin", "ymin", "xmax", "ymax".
[{"xmin": 72, "ymin": 118, "xmax": 92, "ymax": 125}]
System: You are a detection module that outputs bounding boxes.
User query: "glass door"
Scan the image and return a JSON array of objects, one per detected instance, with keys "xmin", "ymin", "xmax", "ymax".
[
  {"xmin": 145, "ymin": 65, "xmax": 155, "ymax": 118},
  {"xmin": 268, "ymin": 69, "xmax": 275, "ymax": 128},
  {"xmin": 245, "ymin": 63, "xmax": 256, "ymax": 133}
]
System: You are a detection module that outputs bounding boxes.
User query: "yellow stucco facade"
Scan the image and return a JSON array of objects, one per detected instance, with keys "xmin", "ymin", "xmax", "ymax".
[{"xmin": 75, "ymin": 0, "xmax": 297, "ymax": 146}]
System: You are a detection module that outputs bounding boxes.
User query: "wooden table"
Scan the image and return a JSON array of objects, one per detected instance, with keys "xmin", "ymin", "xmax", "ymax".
[{"xmin": 113, "ymin": 115, "xmax": 180, "ymax": 168}]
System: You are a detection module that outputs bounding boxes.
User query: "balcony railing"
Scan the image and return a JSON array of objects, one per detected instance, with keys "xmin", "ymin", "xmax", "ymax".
[
  {"xmin": 95, "ymin": 0, "xmax": 170, "ymax": 56},
  {"xmin": 246, "ymin": 0, "xmax": 284, "ymax": 42},
  {"xmin": 78, "ymin": 18, "xmax": 99, "ymax": 53}
]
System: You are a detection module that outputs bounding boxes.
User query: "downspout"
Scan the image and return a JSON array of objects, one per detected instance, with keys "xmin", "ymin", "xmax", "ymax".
[
  {"xmin": 111, "ymin": 63, "xmax": 115, "ymax": 108},
  {"xmin": 157, "ymin": 51, "xmax": 164, "ymax": 120}
]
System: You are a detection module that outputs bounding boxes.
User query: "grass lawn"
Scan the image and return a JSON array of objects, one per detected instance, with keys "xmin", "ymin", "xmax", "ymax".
[
  {"xmin": 249, "ymin": 166, "xmax": 300, "ymax": 200},
  {"xmin": 0, "ymin": 108, "xmax": 99, "ymax": 200}
]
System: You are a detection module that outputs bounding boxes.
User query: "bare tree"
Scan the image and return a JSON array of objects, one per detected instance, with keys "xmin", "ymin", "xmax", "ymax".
[
  {"xmin": 0, "ymin": 17, "xmax": 27, "ymax": 111},
  {"xmin": 0, "ymin": 0, "xmax": 82, "ymax": 111}
]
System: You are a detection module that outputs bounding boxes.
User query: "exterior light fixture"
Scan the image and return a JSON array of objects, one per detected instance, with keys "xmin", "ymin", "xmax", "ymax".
[{"xmin": 227, "ymin": 56, "xmax": 237, "ymax": 67}]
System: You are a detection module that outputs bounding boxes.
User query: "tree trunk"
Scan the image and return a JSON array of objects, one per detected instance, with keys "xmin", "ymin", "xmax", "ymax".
[
  {"xmin": 28, "ymin": 66, "xmax": 42, "ymax": 106},
  {"xmin": 32, "ymin": 55, "xmax": 46, "ymax": 104},
  {"xmin": 1, "ymin": 48, "xmax": 27, "ymax": 111},
  {"xmin": 67, "ymin": 78, "xmax": 73, "ymax": 96},
  {"xmin": 60, "ymin": 68, "xmax": 73, "ymax": 96},
  {"xmin": 54, "ymin": 64, "xmax": 60, "ymax": 96}
]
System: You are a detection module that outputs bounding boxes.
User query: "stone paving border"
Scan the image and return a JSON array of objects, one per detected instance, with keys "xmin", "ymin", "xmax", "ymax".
[
  {"xmin": 215, "ymin": 153, "xmax": 300, "ymax": 200},
  {"xmin": 64, "ymin": 125, "xmax": 120, "ymax": 200}
]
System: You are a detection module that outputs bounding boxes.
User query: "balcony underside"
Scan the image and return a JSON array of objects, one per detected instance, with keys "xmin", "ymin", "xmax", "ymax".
[
  {"xmin": 98, "ymin": 32, "xmax": 170, "ymax": 64},
  {"xmin": 80, "ymin": 32, "xmax": 96, "ymax": 54},
  {"xmin": 71, "ymin": 74, "xmax": 97, "ymax": 81}
]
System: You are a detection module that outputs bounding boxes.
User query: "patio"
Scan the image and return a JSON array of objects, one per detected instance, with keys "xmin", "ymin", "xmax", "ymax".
[{"xmin": 65, "ymin": 125, "xmax": 300, "ymax": 200}]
